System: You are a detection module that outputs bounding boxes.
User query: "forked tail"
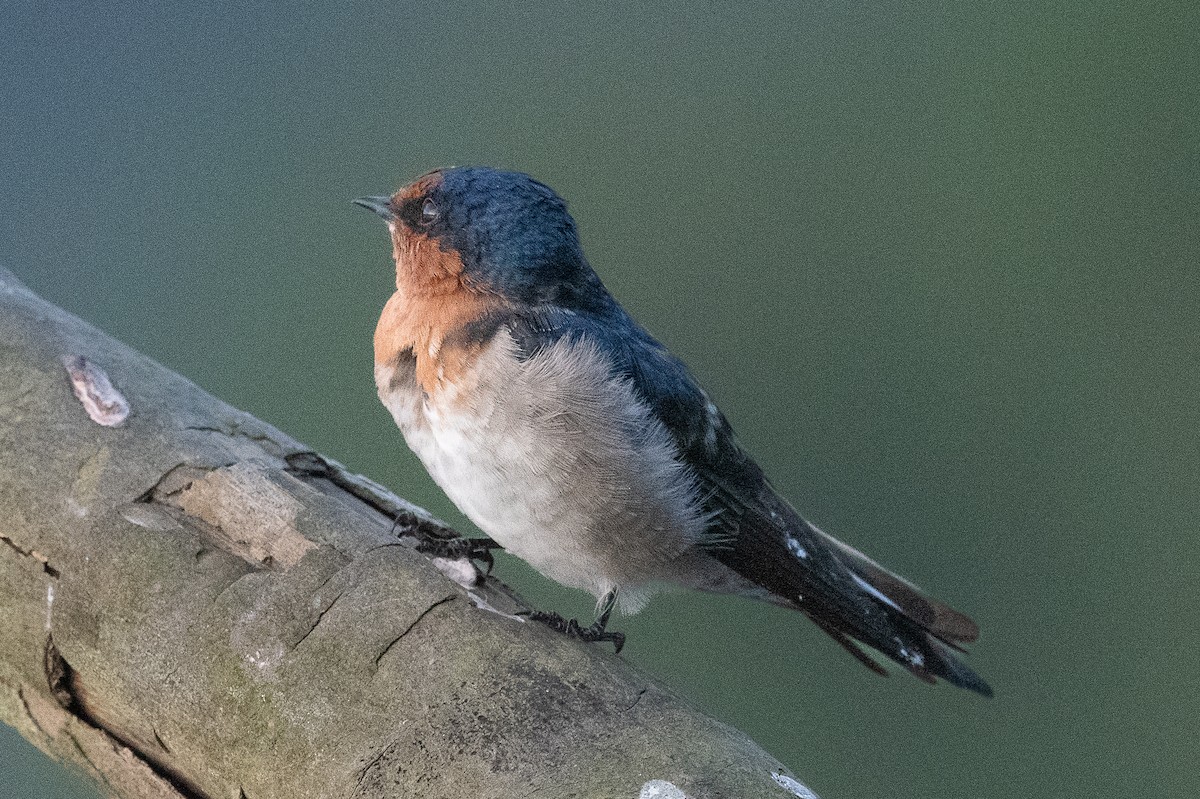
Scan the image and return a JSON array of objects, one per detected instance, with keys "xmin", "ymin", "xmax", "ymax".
[{"xmin": 803, "ymin": 523, "xmax": 993, "ymax": 696}]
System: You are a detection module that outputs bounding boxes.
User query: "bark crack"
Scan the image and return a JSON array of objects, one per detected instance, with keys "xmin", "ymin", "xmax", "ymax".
[
  {"xmin": 0, "ymin": 532, "xmax": 60, "ymax": 578},
  {"xmin": 133, "ymin": 463, "xmax": 220, "ymax": 504},
  {"xmin": 64, "ymin": 725, "xmax": 116, "ymax": 793},
  {"xmin": 373, "ymin": 595, "xmax": 457, "ymax": 669},
  {"xmin": 183, "ymin": 420, "xmax": 283, "ymax": 453},
  {"xmin": 292, "ymin": 589, "xmax": 346, "ymax": 651},
  {"xmin": 43, "ymin": 636, "xmax": 210, "ymax": 799},
  {"xmin": 16, "ymin": 686, "xmax": 51, "ymax": 739},
  {"xmin": 354, "ymin": 743, "xmax": 392, "ymax": 792},
  {"xmin": 285, "ymin": 451, "xmax": 453, "ymax": 539}
]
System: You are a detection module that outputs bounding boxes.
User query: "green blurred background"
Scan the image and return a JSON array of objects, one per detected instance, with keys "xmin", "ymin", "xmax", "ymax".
[{"xmin": 2, "ymin": 2, "xmax": 1196, "ymax": 797}]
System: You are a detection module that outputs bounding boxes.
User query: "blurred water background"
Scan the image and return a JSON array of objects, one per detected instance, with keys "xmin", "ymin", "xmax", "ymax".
[{"xmin": 1, "ymin": 2, "xmax": 1196, "ymax": 797}]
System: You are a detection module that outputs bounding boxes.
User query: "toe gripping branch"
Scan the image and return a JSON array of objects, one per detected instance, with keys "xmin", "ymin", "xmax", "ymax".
[
  {"xmin": 386, "ymin": 497, "xmax": 626, "ymax": 654},
  {"xmin": 525, "ymin": 591, "xmax": 626, "ymax": 654},
  {"xmin": 383, "ymin": 502, "xmax": 502, "ymax": 579},
  {"xmin": 412, "ymin": 534, "xmax": 504, "ymax": 576}
]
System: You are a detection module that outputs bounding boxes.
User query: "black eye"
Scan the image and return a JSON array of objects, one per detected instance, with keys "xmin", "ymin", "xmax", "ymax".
[{"xmin": 420, "ymin": 198, "xmax": 439, "ymax": 224}]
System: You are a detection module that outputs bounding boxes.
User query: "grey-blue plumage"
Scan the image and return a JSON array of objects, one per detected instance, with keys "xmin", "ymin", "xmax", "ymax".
[{"xmin": 360, "ymin": 166, "xmax": 991, "ymax": 696}]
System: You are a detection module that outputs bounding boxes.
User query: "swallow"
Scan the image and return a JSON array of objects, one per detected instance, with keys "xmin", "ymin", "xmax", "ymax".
[{"xmin": 356, "ymin": 167, "xmax": 991, "ymax": 696}]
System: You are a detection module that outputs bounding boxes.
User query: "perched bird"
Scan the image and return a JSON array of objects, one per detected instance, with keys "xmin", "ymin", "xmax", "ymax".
[{"xmin": 356, "ymin": 166, "xmax": 991, "ymax": 696}]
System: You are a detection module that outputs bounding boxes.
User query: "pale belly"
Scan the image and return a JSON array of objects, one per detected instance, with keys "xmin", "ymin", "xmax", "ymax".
[{"xmin": 376, "ymin": 333, "xmax": 708, "ymax": 612}]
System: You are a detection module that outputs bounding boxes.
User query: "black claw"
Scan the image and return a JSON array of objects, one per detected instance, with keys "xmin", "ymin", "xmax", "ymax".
[
  {"xmin": 412, "ymin": 535, "xmax": 502, "ymax": 576},
  {"xmin": 477, "ymin": 548, "xmax": 495, "ymax": 575},
  {"xmin": 387, "ymin": 509, "xmax": 503, "ymax": 575},
  {"xmin": 523, "ymin": 607, "xmax": 626, "ymax": 654}
]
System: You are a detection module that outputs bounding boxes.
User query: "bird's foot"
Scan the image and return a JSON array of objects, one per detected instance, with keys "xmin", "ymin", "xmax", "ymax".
[
  {"xmin": 524, "ymin": 610, "xmax": 626, "ymax": 654},
  {"xmin": 522, "ymin": 590, "xmax": 625, "ymax": 653},
  {"xmin": 413, "ymin": 535, "xmax": 503, "ymax": 576}
]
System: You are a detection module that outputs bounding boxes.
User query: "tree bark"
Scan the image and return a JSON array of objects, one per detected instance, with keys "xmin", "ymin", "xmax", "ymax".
[{"xmin": 0, "ymin": 269, "xmax": 818, "ymax": 799}]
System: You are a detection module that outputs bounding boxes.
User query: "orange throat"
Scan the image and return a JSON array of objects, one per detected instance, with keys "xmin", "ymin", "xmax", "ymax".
[{"xmin": 374, "ymin": 228, "xmax": 507, "ymax": 397}]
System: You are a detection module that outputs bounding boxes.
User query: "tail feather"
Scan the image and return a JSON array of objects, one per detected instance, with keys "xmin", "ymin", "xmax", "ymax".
[
  {"xmin": 783, "ymin": 510, "xmax": 992, "ymax": 695},
  {"xmin": 702, "ymin": 483, "xmax": 991, "ymax": 695},
  {"xmin": 808, "ymin": 614, "xmax": 890, "ymax": 678},
  {"xmin": 813, "ymin": 526, "xmax": 980, "ymax": 645},
  {"xmin": 808, "ymin": 543, "xmax": 994, "ymax": 697},
  {"xmin": 807, "ymin": 586, "xmax": 993, "ymax": 697}
]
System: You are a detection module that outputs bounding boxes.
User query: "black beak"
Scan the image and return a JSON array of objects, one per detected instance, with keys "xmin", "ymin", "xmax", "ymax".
[{"xmin": 353, "ymin": 195, "xmax": 396, "ymax": 221}]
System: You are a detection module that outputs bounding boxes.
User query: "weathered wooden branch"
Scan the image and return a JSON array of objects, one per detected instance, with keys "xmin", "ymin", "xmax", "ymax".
[{"xmin": 0, "ymin": 269, "xmax": 818, "ymax": 799}]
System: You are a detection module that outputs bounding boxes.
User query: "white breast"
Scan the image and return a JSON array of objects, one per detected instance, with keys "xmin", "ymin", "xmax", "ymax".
[{"xmin": 376, "ymin": 332, "xmax": 707, "ymax": 613}]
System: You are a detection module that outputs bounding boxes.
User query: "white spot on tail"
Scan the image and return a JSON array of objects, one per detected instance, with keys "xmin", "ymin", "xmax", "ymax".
[
  {"xmin": 898, "ymin": 645, "xmax": 926, "ymax": 667},
  {"xmin": 850, "ymin": 572, "xmax": 901, "ymax": 612},
  {"xmin": 786, "ymin": 537, "xmax": 808, "ymax": 560}
]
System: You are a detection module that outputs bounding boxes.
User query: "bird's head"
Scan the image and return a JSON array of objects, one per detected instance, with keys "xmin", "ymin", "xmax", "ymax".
[{"xmin": 356, "ymin": 167, "xmax": 600, "ymax": 308}]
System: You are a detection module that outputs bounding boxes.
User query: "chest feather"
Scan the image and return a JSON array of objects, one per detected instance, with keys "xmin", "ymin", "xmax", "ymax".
[{"xmin": 375, "ymin": 328, "xmax": 707, "ymax": 604}]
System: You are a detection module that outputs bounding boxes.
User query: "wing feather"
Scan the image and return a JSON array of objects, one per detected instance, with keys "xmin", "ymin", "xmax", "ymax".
[{"xmin": 492, "ymin": 301, "xmax": 990, "ymax": 694}]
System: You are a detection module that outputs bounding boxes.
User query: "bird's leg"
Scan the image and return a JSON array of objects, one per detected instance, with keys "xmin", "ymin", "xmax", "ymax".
[
  {"xmin": 388, "ymin": 512, "xmax": 504, "ymax": 575},
  {"xmin": 413, "ymin": 534, "xmax": 503, "ymax": 576},
  {"xmin": 525, "ymin": 590, "xmax": 626, "ymax": 654}
]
